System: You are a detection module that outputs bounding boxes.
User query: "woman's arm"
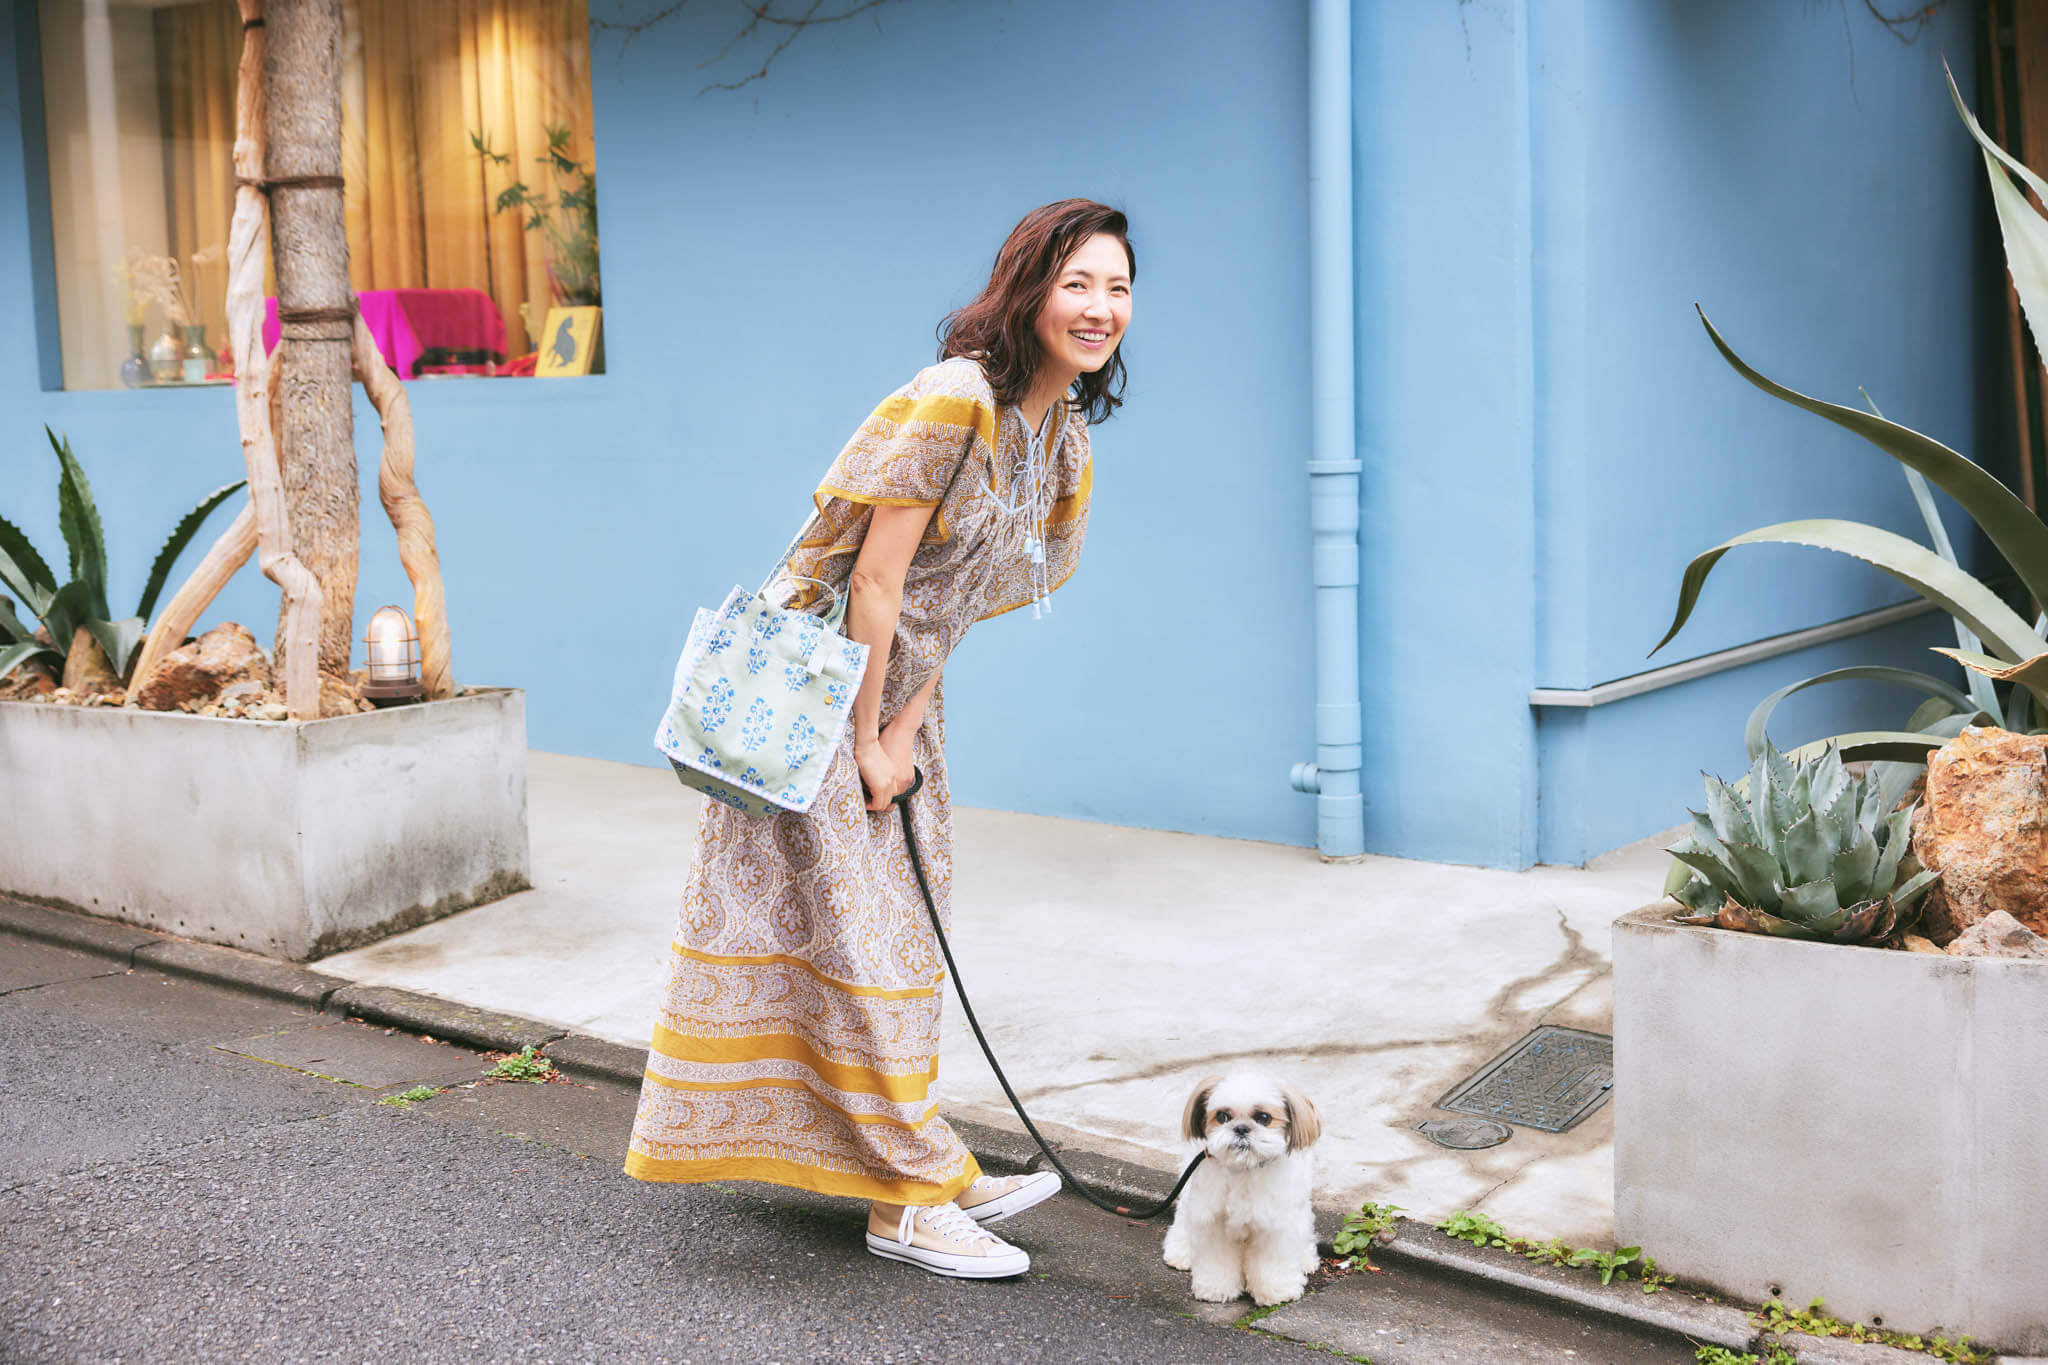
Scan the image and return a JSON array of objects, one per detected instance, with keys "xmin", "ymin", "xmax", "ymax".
[
  {"xmin": 844, "ymin": 502, "xmax": 937, "ymax": 809},
  {"xmin": 879, "ymin": 667, "xmax": 941, "ymax": 769}
]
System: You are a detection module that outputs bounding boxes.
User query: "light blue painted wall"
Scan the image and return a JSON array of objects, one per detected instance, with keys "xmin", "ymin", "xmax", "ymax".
[
  {"xmin": 1525, "ymin": 0, "xmax": 1995, "ymax": 863},
  {"xmin": 0, "ymin": 0, "xmax": 2006, "ymax": 869},
  {"xmin": 1353, "ymin": 0, "xmax": 1542, "ymax": 867}
]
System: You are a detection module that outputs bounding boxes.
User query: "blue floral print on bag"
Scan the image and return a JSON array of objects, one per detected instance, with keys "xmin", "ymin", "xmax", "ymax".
[{"xmin": 653, "ymin": 509, "xmax": 871, "ymax": 817}]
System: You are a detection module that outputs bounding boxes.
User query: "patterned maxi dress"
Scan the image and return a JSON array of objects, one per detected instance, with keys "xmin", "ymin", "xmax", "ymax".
[{"xmin": 624, "ymin": 357, "xmax": 1093, "ymax": 1204}]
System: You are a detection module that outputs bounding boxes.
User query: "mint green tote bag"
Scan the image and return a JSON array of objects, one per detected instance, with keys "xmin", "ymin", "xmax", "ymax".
[{"xmin": 653, "ymin": 513, "xmax": 870, "ymax": 816}]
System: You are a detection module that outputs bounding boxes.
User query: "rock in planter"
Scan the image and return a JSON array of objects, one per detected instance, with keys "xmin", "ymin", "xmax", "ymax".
[
  {"xmin": 1911, "ymin": 727, "xmax": 2048, "ymax": 943},
  {"xmin": 61, "ymin": 625, "xmax": 121, "ymax": 695},
  {"xmin": 0, "ymin": 658, "xmax": 56, "ymax": 699},
  {"xmin": 1947, "ymin": 910, "xmax": 2048, "ymax": 960},
  {"xmin": 132, "ymin": 622, "xmax": 271, "ymax": 713}
]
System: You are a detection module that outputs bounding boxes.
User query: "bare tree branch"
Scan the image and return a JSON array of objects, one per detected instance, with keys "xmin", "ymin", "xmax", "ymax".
[
  {"xmin": 592, "ymin": 0, "xmax": 897, "ymax": 92},
  {"xmin": 1861, "ymin": 0, "xmax": 1953, "ymax": 43}
]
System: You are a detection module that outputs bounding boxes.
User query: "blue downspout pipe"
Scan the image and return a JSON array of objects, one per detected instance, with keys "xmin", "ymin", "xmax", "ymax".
[{"xmin": 1289, "ymin": 0, "xmax": 1365, "ymax": 861}]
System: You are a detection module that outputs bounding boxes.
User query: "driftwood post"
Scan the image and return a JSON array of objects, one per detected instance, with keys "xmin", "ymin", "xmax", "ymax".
[
  {"xmin": 352, "ymin": 324, "xmax": 455, "ymax": 699},
  {"xmin": 264, "ymin": 0, "xmax": 357, "ymax": 681},
  {"xmin": 230, "ymin": 0, "xmax": 319, "ymax": 718}
]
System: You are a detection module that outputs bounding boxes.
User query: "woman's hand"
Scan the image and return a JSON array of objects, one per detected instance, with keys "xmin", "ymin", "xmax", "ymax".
[{"xmin": 855, "ymin": 734, "xmax": 914, "ymax": 812}]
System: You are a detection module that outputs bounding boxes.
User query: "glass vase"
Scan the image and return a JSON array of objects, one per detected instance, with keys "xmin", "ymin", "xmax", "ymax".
[
  {"xmin": 180, "ymin": 324, "xmax": 209, "ymax": 383},
  {"xmin": 147, "ymin": 329, "xmax": 182, "ymax": 384},
  {"xmin": 119, "ymin": 323, "xmax": 148, "ymax": 388}
]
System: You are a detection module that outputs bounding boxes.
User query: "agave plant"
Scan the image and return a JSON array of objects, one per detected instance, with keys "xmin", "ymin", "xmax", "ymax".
[
  {"xmin": 1655, "ymin": 69, "xmax": 2048, "ymax": 773},
  {"xmin": 0, "ymin": 427, "xmax": 243, "ymax": 686},
  {"xmin": 1665, "ymin": 740, "xmax": 1938, "ymax": 944}
]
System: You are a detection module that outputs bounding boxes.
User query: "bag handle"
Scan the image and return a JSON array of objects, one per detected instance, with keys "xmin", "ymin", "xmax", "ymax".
[
  {"xmin": 753, "ymin": 504, "xmax": 850, "ymax": 627},
  {"xmin": 761, "ymin": 420, "xmax": 980, "ymax": 630}
]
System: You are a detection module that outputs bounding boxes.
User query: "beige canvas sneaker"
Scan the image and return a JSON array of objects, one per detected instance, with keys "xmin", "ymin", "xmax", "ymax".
[
  {"xmin": 865, "ymin": 1201, "xmax": 1030, "ymax": 1279},
  {"xmin": 955, "ymin": 1171, "xmax": 1062, "ymax": 1224}
]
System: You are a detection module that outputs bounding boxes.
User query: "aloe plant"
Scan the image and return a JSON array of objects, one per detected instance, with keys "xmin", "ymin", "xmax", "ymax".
[
  {"xmin": 0, "ymin": 427, "xmax": 243, "ymax": 686},
  {"xmin": 1665, "ymin": 740, "xmax": 1937, "ymax": 944}
]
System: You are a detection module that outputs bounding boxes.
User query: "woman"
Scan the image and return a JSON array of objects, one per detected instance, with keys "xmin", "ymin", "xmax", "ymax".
[{"xmin": 625, "ymin": 200, "xmax": 1135, "ymax": 1279}]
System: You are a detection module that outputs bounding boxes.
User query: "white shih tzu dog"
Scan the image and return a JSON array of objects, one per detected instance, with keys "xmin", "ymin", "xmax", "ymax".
[{"xmin": 1162, "ymin": 1072, "xmax": 1323, "ymax": 1306}]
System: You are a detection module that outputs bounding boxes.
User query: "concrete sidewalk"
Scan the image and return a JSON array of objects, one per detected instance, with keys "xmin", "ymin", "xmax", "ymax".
[{"xmin": 321, "ymin": 751, "xmax": 1672, "ymax": 1248}]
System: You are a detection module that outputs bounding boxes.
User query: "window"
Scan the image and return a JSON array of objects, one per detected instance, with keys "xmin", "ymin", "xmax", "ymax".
[{"xmin": 34, "ymin": 0, "xmax": 599, "ymax": 391}]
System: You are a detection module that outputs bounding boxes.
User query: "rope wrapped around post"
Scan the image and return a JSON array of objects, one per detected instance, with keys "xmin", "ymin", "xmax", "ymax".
[
  {"xmin": 230, "ymin": 0, "xmax": 321, "ymax": 719},
  {"xmin": 350, "ymin": 315, "xmax": 455, "ymax": 699}
]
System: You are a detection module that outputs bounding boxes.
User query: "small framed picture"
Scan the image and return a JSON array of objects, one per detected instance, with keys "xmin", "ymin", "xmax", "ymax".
[{"xmin": 535, "ymin": 306, "xmax": 603, "ymax": 377}]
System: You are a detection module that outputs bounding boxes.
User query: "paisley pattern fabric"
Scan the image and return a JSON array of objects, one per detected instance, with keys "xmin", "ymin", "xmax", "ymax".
[{"xmin": 625, "ymin": 357, "xmax": 1092, "ymax": 1204}]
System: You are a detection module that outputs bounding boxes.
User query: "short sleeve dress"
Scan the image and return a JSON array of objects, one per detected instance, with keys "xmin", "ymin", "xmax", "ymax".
[{"xmin": 624, "ymin": 356, "xmax": 1092, "ymax": 1205}]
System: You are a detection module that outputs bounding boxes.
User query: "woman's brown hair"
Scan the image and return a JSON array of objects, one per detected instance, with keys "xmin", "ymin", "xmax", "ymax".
[{"xmin": 938, "ymin": 199, "xmax": 1134, "ymax": 425}]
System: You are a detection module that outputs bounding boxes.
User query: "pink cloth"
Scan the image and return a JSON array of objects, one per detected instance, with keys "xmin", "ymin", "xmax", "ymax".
[{"xmin": 263, "ymin": 288, "xmax": 507, "ymax": 379}]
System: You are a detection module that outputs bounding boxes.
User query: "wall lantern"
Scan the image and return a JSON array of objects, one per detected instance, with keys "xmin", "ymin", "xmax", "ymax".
[{"xmin": 362, "ymin": 604, "xmax": 424, "ymax": 705}]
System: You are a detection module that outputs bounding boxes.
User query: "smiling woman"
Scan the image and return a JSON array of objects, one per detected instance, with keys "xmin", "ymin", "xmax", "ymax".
[
  {"xmin": 31, "ymin": 0, "xmax": 596, "ymax": 390},
  {"xmin": 626, "ymin": 199, "xmax": 1136, "ymax": 1284}
]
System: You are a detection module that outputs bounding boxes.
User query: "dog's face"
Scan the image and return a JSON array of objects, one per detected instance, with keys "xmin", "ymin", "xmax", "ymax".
[{"xmin": 1181, "ymin": 1073, "xmax": 1322, "ymax": 1170}]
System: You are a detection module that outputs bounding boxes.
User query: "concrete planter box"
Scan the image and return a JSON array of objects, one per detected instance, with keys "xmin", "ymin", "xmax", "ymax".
[
  {"xmin": 0, "ymin": 688, "xmax": 530, "ymax": 960},
  {"xmin": 1614, "ymin": 904, "xmax": 2048, "ymax": 1353}
]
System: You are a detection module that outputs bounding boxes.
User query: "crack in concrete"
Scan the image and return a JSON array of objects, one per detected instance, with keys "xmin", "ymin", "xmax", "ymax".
[
  {"xmin": 0, "ymin": 969, "xmax": 128, "ymax": 999},
  {"xmin": 1469, "ymin": 1151, "xmax": 1550, "ymax": 1210},
  {"xmin": 1483, "ymin": 908, "xmax": 1605, "ymax": 1030},
  {"xmin": 1534, "ymin": 965, "xmax": 1611, "ymax": 1030}
]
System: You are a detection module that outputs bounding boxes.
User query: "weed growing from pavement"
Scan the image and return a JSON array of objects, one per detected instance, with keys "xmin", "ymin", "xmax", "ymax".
[
  {"xmin": 378, "ymin": 1085, "xmax": 442, "ymax": 1108},
  {"xmin": 483, "ymin": 1045, "xmax": 555, "ymax": 1083},
  {"xmin": 1427, "ymin": 1208, "xmax": 1674, "ymax": 1294},
  {"xmin": 1436, "ymin": 1211, "xmax": 1510, "ymax": 1247},
  {"xmin": 1751, "ymin": 1298, "xmax": 1990, "ymax": 1363},
  {"xmin": 1331, "ymin": 1202, "xmax": 1403, "ymax": 1270},
  {"xmin": 1418, "ymin": 1207, "xmax": 1993, "ymax": 1362},
  {"xmin": 1694, "ymin": 1345, "xmax": 1796, "ymax": 1365}
]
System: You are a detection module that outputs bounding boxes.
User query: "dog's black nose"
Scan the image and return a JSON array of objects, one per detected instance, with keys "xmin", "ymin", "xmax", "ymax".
[{"xmin": 1233, "ymin": 1123, "xmax": 1252, "ymax": 1136}]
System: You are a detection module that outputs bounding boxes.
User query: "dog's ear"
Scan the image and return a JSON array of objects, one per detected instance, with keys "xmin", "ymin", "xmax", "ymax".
[
  {"xmin": 1182, "ymin": 1075, "xmax": 1224, "ymax": 1142},
  {"xmin": 1280, "ymin": 1083, "xmax": 1322, "ymax": 1151}
]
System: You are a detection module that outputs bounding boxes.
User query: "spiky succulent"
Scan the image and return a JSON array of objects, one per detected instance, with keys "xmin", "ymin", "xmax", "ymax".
[{"xmin": 1664, "ymin": 740, "xmax": 1939, "ymax": 944}]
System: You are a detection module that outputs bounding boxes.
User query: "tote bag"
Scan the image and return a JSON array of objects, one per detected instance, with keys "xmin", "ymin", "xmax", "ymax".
[{"xmin": 653, "ymin": 514, "xmax": 869, "ymax": 816}]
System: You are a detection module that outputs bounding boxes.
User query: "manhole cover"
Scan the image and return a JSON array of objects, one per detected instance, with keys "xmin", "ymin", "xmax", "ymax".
[
  {"xmin": 1437, "ymin": 1025, "xmax": 1613, "ymax": 1133},
  {"xmin": 1416, "ymin": 1116, "xmax": 1512, "ymax": 1150}
]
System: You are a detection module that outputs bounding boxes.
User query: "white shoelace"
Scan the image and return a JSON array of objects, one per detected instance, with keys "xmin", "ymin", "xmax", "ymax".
[{"xmin": 899, "ymin": 1200, "xmax": 994, "ymax": 1248}]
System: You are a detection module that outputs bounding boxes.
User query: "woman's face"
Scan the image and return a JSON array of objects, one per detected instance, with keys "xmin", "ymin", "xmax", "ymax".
[{"xmin": 1033, "ymin": 232, "xmax": 1132, "ymax": 379}]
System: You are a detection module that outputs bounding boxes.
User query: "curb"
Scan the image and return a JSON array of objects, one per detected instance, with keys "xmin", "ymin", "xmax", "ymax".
[
  {"xmin": 1371, "ymin": 1223, "xmax": 1756, "ymax": 1353},
  {"xmin": 0, "ymin": 895, "xmax": 609, "ymax": 1068},
  {"xmin": 0, "ymin": 897, "xmax": 1979, "ymax": 1362}
]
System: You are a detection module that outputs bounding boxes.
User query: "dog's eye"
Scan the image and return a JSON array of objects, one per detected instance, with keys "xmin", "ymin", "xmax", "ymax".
[
  {"xmin": 1253, "ymin": 1111, "xmax": 1273, "ymax": 1126},
  {"xmin": 1212, "ymin": 1109, "xmax": 1231, "ymax": 1125}
]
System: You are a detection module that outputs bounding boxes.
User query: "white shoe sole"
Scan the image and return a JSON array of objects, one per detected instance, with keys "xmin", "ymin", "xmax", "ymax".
[
  {"xmin": 865, "ymin": 1232, "xmax": 1030, "ymax": 1279},
  {"xmin": 961, "ymin": 1170, "xmax": 1062, "ymax": 1225}
]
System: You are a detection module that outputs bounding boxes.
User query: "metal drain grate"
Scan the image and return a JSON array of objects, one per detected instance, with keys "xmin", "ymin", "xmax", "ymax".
[{"xmin": 1437, "ymin": 1026, "xmax": 1613, "ymax": 1133}]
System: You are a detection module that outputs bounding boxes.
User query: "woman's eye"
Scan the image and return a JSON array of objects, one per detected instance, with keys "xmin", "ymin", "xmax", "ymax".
[{"xmin": 1253, "ymin": 1111, "xmax": 1272, "ymax": 1126}]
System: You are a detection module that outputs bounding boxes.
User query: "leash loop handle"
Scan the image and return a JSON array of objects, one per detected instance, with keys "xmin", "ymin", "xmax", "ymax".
[{"xmin": 886, "ymin": 766, "xmax": 1203, "ymax": 1220}]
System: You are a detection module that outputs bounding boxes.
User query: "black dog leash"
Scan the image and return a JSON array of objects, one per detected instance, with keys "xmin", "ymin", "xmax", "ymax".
[{"xmin": 872, "ymin": 766, "xmax": 1203, "ymax": 1220}]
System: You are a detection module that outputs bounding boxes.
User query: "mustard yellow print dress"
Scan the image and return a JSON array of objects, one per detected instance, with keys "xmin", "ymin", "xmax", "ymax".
[{"xmin": 625, "ymin": 357, "xmax": 1092, "ymax": 1204}]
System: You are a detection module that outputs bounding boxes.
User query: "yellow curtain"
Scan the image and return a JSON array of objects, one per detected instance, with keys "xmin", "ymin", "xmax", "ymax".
[
  {"xmin": 158, "ymin": 0, "xmax": 593, "ymax": 360},
  {"xmin": 344, "ymin": 0, "xmax": 593, "ymax": 357},
  {"xmin": 155, "ymin": 0, "xmax": 240, "ymax": 352}
]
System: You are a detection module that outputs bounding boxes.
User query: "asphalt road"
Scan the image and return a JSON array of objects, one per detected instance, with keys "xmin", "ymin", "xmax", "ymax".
[{"xmin": 0, "ymin": 932, "xmax": 1699, "ymax": 1364}]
